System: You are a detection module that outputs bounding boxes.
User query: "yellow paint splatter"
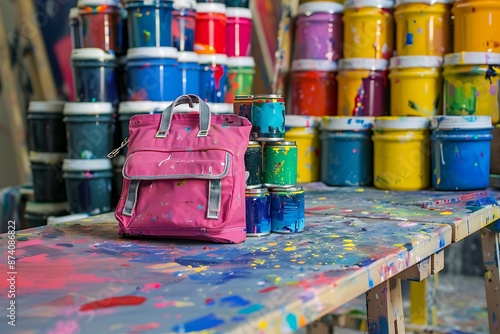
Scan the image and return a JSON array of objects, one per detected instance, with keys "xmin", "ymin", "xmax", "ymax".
[
  {"xmin": 486, "ymin": 270, "xmax": 493, "ymax": 280},
  {"xmin": 284, "ymin": 246, "xmax": 296, "ymax": 251},
  {"xmin": 290, "ymin": 259, "xmax": 296, "ymax": 262},
  {"xmin": 258, "ymin": 321, "xmax": 267, "ymax": 329},
  {"xmin": 298, "ymin": 261, "xmax": 305, "ymax": 264},
  {"xmin": 338, "ymin": 255, "xmax": 343, "ymax": 258},
  {"xmin": 250, "ymin": 263, "xmax": 257, "ymax": 267},
  {"xmin": 312, "ymin": 254, "xmax": 319, "ymax": 257},
  {"xmin": 177, "ymin": 179, "xmax": 187, "ymax": 186},
  {"xmin": 260, "ymin": 247, "xmax": 268, "ymax": 251},
  {"xmin": 274, "ymin": 265, "xmax": 280, "ymax": 268},
  {"xmin": 343, "ymin": 239, "xmax": 353, "ymax": 242},
  {"xmin": 355, "ymin": 188, "xmax": 364, "ymax": 192},
  {"xmin": 253, "ymin": 259, "xmax": 266, "ymax": 265},
  {"xmin": 268, "ymin": 242, "xmax": 278, "ymax": 246},
  {"xmin": 440, "ymin": 211, "xmax": 453, "ymax": 215},
  {"xmin": 330, "ymin": 234, "xmax": 340, "ymax": 238},
  {"xmin": 318, "ymin": 197, "xmax": 327, "ymax": 200},
  {"xmin": 394, "ymin": 244, "xmax": 403, "ymax": 247},
  {"xmin": 344, "ymin": 243, "xmax": 356, "ymax": 247},
  {"xmin": 344, "ymin": 247, "xmax": 355, "ymax": 251}
]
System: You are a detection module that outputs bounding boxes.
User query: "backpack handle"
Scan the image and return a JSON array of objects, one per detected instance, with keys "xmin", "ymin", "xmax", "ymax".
[{"xmin": 155, "ymin": 94, "xmax": 211, "ymax": 138}]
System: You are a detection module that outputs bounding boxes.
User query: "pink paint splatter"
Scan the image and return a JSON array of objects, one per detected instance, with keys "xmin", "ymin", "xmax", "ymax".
[
  {"xmin": 48, "ymin": 320, "xmax": 80, "ymax": 334},
  {"xmin": 130, "ymin": 322, "xmax": 161, "ymax": 331},
  {"xmin": 141, "ymin": 282, "xmax": 162, "ymax": 292}
]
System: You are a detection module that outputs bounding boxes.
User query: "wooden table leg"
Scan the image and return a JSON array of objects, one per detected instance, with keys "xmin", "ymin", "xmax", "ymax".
[
  {"xmin": 366, "ymin": 278, "xmax": 405, "ymax": 334},
  {"xmin": 481, "ymin": 229, "xmax": 500, "ymax": 333}
]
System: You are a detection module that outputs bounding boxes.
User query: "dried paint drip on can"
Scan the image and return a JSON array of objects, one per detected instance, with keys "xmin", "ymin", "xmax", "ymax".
[
  {"xmin": 245, "ymin": 188, "xmax": 271, "ymax": 236},
  {"xmin": 244, "ymin": 141, "xmax": 262, "ymax": 188},
  {"xmin": 251, "ymin": 94, "xmax": 286, "ymax": 141},
  {"xmin": 431, "ymin": 116, "xmax": 493, "ymax": 191},
  {"xmin": 270, "ymin": 187, "xmax": 305, "ymax": 234},
  {"xmin": 233, "ymin": 95, "xmax": 253, "ymax": 121},
  {"xmin": 263, "ymin": 141, "xmax": 298, "ymax": 188}
]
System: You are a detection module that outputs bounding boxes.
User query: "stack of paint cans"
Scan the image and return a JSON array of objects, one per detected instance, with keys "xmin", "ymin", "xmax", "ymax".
[
  {"xmin": 241, "ymin": 95, "xmax": 305, "ymax": 236},
  {"xmin": 26, "ymin": 101, "xmax": 69, "ymax": 227}
]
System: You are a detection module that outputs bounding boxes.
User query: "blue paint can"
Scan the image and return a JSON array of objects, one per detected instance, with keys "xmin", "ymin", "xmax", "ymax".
[
  {"xmin": 173, "ymin": 0, "xmax": 196, "ymax": 51},
  {"xmin": 27, "ymin": 101, "xmax": 67, "ymax": 153},
  {"xmin": 29, "ymin": 152, "xmax": 67, "ymax": 203},
  {"xmin": 63, "ymin": 102, "xmax": 115, "ymax": 159},
  {"xmin": 178, "ymin": 51, "xmax": 200, "ymax": 95},
  {"xmin": 71, "ymin": 48, "xmax": 118, "ymax": 104},
  {"xmin": 63, "ymin": 159, "xmax": 113, "ymax": 215},
  {"xmin": 431, "ymin": 116, "xmax": 493, "ymax": 190},
  {"xmin": 245, "ymin": 188, "xmax": 271, "ymax": 236},
  {"xmin": 126, "ymin": 47, "xmax": 181, "ymax": 101},
  {"xmin": 320, "ymin": 116, "xmax": 375, "ymax": 186},
  {"xmin": 24, "ymin": 202, "xmax": 69, "ymax": 228},
  {"xmin": 270, "ymin": 187, "xmax": 305, "ymax": 233},
  {"xmin": 69, "ymin": 7, "xmax": 82, "ymax": 49},
  {"xmin": 251, "ymin": 94, "xmax": 285, "ymax": 141},
  {"xmin": 198, "ymin": 54, "xmax": 228, "ymax": 103},
  {"xmin": 125, "ymin": 0, "xmax": 174, "ymax": 48}
]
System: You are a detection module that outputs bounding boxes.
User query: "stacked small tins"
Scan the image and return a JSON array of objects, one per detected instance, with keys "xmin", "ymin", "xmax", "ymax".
[
  {"xmin": 241, "ymin": 95, "xmax": 305, "ymax": 236},
  {"xmin": 26, "ymin": 101, "xmax": 69, "ymax": 227}
]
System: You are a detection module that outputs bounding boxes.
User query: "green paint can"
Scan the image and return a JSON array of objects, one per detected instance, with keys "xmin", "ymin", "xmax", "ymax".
[{"xmin": 263, "ymin": 141, "xmax": 298, "ymax": 187}]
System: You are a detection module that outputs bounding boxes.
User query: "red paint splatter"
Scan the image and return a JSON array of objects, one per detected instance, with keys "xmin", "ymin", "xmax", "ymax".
[
  {"xmin": 259, "ymin": 286, "xmax": 278, "ymax": 293},
  {"xmin": 141, "ymin": 282, "xmax": 162, "ymax": 291},
  {"xmin": 306, "ymin": 205, "xmax": 336, "ymax": 212},
  {"xmin": 130, "ymin": 322, "xmax": 161, "ymax": 331},
  {"xmin": 79, "ymin": 296, "xmax": 146, "ymax": 311},
  {"xmin": 205, "ymin": 298, "xmax": 215, "ymax": 305},
  {"xmin": 121, "ymin": 263, "xmax": 130, "ymax": 267}
]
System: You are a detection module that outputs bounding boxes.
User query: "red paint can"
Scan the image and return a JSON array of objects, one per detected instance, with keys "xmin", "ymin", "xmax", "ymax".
[{"xmin": 194, "ymin": 3, "xmax": 227, "ymax": 54}]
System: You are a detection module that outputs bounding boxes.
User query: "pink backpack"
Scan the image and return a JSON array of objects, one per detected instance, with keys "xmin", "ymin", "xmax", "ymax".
[{"xmin": 114, "ymin": 95, "xmax": 252, "ymax": 243}]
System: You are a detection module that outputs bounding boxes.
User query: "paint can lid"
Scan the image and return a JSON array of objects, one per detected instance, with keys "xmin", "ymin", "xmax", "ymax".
[
  {"xmin": 389, "ymin": 56, "xmax": 443, "ymax": 69},
  {"xmin": 71, "ymin": 48, "xmax": 116, "ymax": 61},
  {"xmin": 431, "ymin": 116, "xmax": 493, "ymax": 129},
  {"xmin": 245, "ymin": 188, "xmax": 269, "ymax": 194},
  {"xmin": 173, "ymin": 0, "xmax": 196, "ymax": 9},
  {"xmin": 248, "ymin": 141, "xmax": 260, "ymax": 145},
  {"xmin": 28, "ymin": 101, "xmax": 66, "ymax": 113},
  {"xmin": 207, "ymin": 103, "xmax": 233, "ymax": 114},
  {"xmin": 112, "ymin": 155, "xmax": 126, "ymax": 168},
  {"xmin": 444, "ymin": 52, "xmax": 500, "ymax": 66},
  {"xmin": 396, "ymin": 0, "xmax": 452, "ymax": 5},
  {"xmin": 127, "ymin": 47, "xmax": 178, "ymax": 60},
  {"xmin": 63, "ymin": 159, "xmax": 112, "ymax": 171},
  {"xmin": 345, "ymin": 0, "xmax": 394, "ymax": 9},
  {"xmin": 26, "ymin": 201, "xmax": 69, "ymax": 215},
  {"xmin": 197, "ymin": 54, "xmax": 228, "ymax": 65},
  {"xmin": 374, "ymin": 116, "xmax": 430, "ymax": 130},
  {"xmin": 47, "ymin": 213, "xmax": 90, "ymax": 225},
  {"xmin": 285, "ymin": 115, "xmax": 321, "ymax": 128},
  {"xmin": 292, "ymin": 59, "xmax": 338, "ymax": 72},
  {"xmin": 196, "ymin": 2, "xmax": 226, "ymax": 14},
  {"xmin": 252, "ymin": 94, "xmax": 283, "ymax": 99},
  {"xmin": 234, "ymin": 95, "xmax": 254, "ymax": 101},
  {"xmin": 69, "ymin": 7, "xmax": 79, "ymax": 19},
  {"xmin": 178, "ymin": 51, "xmax": 199, "ymax": 63},
  {"xmin": 64, "ymin": 102, "xmax": 114, "ymax": 115},
  {"xmin": 227, "ymin": 56, "xmax": 255, "ymax": 68},
  {"xmin": 321, "ymin": 116, "xmax": 375, "ymax": 131},
  {"xmin": 298, "ymin": 1, "xmax": 344, "ymax": 15},
  {"xmin": 339, "ymin": 58, "xmax": 388, "ymax": 71},
  {"xmin": 265, "ymin": 141, "xmax": 297, "ymax": 146},
  {"xmin": 29, "ymin": 152, "xmax": 67, "ymax": 164},
  {"xmin": 78, "ymin": 0, "xmax": 121, "ymax": 7},
  {"xmin": 227, "ymin": 7, "xmax": 252, "ymax": 18},
  {"xmin": 119, "ymin": 101, "xmax": 171, "ymax": 114},
  {"xmin": 269, "ymin": 186, "xmax": 304, "ymax": 193}
]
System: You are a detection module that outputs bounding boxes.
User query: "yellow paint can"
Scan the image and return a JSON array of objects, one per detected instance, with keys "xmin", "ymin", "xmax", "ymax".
[
  {"xmin": 284, "ymin": 115, "xmax": 321, "ymax": 183},
  {"xmin": 453, "ymin": 0, "xmax": 500, "ymax": 53},
  {"xmin": 443, "ymin": 52, "xmax": 500, "ymax": 125},
  {"xmin": 373, "ymin": 117, "xmax": 431, "ymax": 191},
  {"xmin": 389, "ymin": 56, "xmax": 443, "ymax": 117},
  {"xmin": 395, "ymin": 0, "xmax": 452, "ymax": 56},
  {"xmin": 343, "ymin": 0, "xmax": 395, "ymax": 59}
]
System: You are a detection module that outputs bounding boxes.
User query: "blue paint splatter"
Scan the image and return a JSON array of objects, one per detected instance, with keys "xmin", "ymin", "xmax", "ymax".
[
  {"xmin": 198, "ymin": 205, "xmax": 204, "ymax": 210},
  {"xmin": 286, "ymin": 313, "xmax": 298, "ymax": 331},
  {"xmin": 185, "ymin": 127, "xmax": 191, "ymax": 131},
  {"xmin": 405, "ymin": 33, "xmax": 414, "ymax": 45},
  {"xmin": 231, "ymin": 316, "xmax": 246, "ymax": 322},
  {"xmin": 237, "ymin": 304, "xmax": 264, "ymax": 314},
  {"xmin": 439, "ymin": 233, "xmax": 445, "ymax": 248},
  {"xmin": 172, "ymin": 313, "xmax": 224, "ymax": 332},
  {"xmin": 55, "ymin": 243, "xmax": 74, "ymax": 248},
  {"xmin": 220, "ymin": 295, "xmax": 251, "ymax": 307},
  {"xmin": 368, "ymin": 271, "xmax": 374, "ymax": 288}
]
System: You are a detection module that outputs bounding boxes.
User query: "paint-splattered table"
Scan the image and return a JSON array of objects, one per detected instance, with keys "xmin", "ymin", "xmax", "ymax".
[{"xmin": 1, "ymin": 185, "xmax": 500, "ymax": 334}]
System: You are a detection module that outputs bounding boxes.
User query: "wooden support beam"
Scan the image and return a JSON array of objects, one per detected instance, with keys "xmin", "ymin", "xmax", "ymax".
[
  {"xmin": 366, "ymin": 279, "xmax": 405, "ymax": 334},
  {"xmin": 481, "ymin": 229, "xmax": 500, "ymax": 334}
]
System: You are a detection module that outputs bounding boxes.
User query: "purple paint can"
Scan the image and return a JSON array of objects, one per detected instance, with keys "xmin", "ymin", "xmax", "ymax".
[{"xmin": 293, "ymin": 1, "xmax": 344, "ymax": 61}]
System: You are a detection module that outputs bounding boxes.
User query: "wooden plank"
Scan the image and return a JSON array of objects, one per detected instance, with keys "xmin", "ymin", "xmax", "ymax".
[
  {"xmin": 481, "ymin": 229, "xmax": 500, "ymax": 333},
  {"xmin": 366, "ymin": 279, "xmax": 405, "ymax": 334},
  {"xmin": 454, "ymin": 205, "xmax": 500, "ymax": 242},
  {"xmin": 0, "ymin": 12, "xmax": 30, "ymax": 183}
]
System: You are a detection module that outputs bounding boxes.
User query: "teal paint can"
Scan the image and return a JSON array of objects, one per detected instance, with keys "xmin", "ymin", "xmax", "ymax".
[
  {"xmin": 251, "ymin": 94, "xmax": 285, "ymax": 141},
  {"xmin": 263, "ymin": 141, "xmax": 298, "ymax": 187},
  {"xmin": 24, "ymin": 201, "xmax": 69, "ymax": 228},
  {"xmin": 27, "ymin": 101, "xmax": 67, "ymax": 152},
  {"xmin": 29, "ymin": 152, "xmax": 67, "ymax": 203},
  {"xmin": 64, "ymin": 102, "xmax": 115, "ymax": 159}
]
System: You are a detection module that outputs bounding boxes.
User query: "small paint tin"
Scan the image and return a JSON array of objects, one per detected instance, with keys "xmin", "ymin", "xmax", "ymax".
[
  {"xmin": 225, "ymin": 57, "xmax": 255, "ymax": 104},
  {"xmin": 293, "ymin": 1, "xmax": 344, "ymax": 61},
  {"xmin": 28, "ymin": 101, "xmax": 67, "ymax": 153},
  {"xmin": 63, "ymin": 159, "xmax": 113, "ymax": 215},
  {"xmin": 125, "ymin": 0, "xmax": 174, "ymax": 47},
  {"xmin": 244, "ymin": 141, "xmax": 262, "ymax": 188},
  {"xmin": 126, "ymin": 47, "xmax": 181, "ymax": 101},
  {"xmin": 337, "ymin": 58, "xmax": 389, "ymax": 117},
  {"xmin": 69, "ymin": 7, "xmax": 83, "ymax": 49},
  {"xmin": 285, "ymin": 115, "xmax": 321, "ymax": 183},
  {"xmin": 178, "ymin": 51, "xmax": 200, "ymax": 96},
  {"xmin": 431, "ymin": 116, "xmax": 493, "ymax": 190},
  {"xmin": 24, "ymin": 201, "xmax": 69, "ymax": 228},
  {"xmin": 173, "ymin": 0, "xmax": 197, "ymax": 51},
  {"xmin": 251, "ymin": 94, "xmax": 286, "ymax": 141},
  {"xmin": 198, "ymin": 54, "xmax": 228, "ymax": 102},
  {"xmin": 263, "ymin": 141, "xmax": 298, "ymax": 187},
  {"xmin": 443, "ymin": 52, "xmax": 500, "ymax": 125},
  {"xmin": 226, "ymin": 7, "xmax": 252, "ymax": 57},
  {"xmin": 270, "ymin": 187, "xmax": 305, "ymax": 234},
  {"xmin": 233, "ymin": 95, "xmax": 253, "ymax": 121},
  {"xmin": 320, "ymin": 116, "xmax": 374, "ymax": 186},
  {"xmin": 194, "ymin": 2, "xmax": 227, "ymax": 54},
  {"xmin": 29, "ymin": 152, "xmax": 67, "ymax": 203},
  {"xmin": 245, "ymin": 188, "xmax": 271, "ymax": 236},
  {"xmin": 71, "ymin": 48, "xmax": 118, "ymax": 104},
  {"xmin": 63, "ymin": 102, "xmax": 115, "ymax": 159}
]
